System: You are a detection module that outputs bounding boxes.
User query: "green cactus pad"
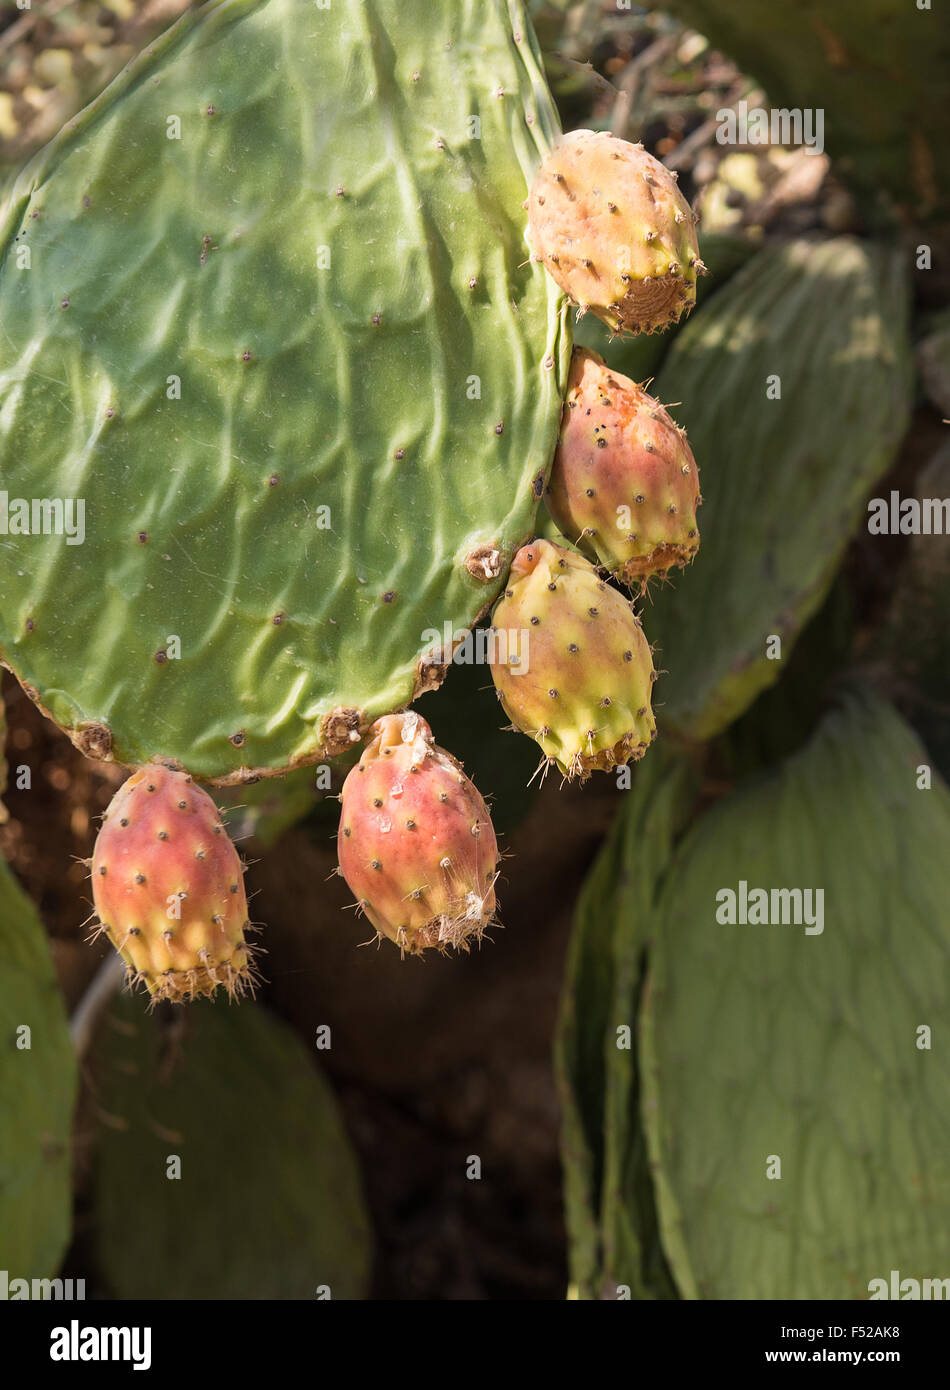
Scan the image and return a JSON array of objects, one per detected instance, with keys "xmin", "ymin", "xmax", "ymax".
[
  {"xmin": 556, "ymin": 798, "xmax": 627, "ymax": 1297},
  {"xmin": 0, "ymin": 853, "xmax": 76, "ymax": 1277},
  {"xmin": 0, "ymin": 0, "xmax": 569, "ymax": 781},
  {"xmin": 94, "ymin": 993, "xmax": 371, "ymax": 1299},
  {"xmin": 556, "ymin": 746, "xmax": 695, "ymax": 1300},
  {"xmin": 640, "ymin": 691, "xmax": 950, "ymax": 1299},
  {"xmin": 647, "ymin": 236, "xmax": 912, "ymax": 740}
]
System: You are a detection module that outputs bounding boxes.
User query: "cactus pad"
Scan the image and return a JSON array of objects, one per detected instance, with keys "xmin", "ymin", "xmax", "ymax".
[
  {"xmin": 640, "ymin": 692, "xmax": 950, "ymax": 1299},
  {"xmin": 94, "ymin": 993, "xmax": 372, "ymax": 1298},
  {"xmin": 647, "ymin": 237, "xmax": 912, "ymax": 739},
  {"xmin": 0, "ymin": 0, "xmax": 569, "ymax": 781},
  {"xmin": 0, "ymin": 853, "xmax": 76, "ymax": 1277}
]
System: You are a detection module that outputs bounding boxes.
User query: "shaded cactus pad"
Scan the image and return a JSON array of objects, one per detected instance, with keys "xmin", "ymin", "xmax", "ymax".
[
  {"xmin": 648, "ymin": 236, "xmax": 912, "ymax": 739},
  {"xmin": 0, "ymin": 853, "xmax": 76, "ymax": 1278},
  {"xmin": 641, "ymin": 693, "xmax": 950, "ymax": 1299},
  {"xmin": 93, "ymin": 994, "xmax": 372, "ymax": 1299},
  {"xmin": 0, "ymin": 0, "xmax": 569, "ymax": 781}
]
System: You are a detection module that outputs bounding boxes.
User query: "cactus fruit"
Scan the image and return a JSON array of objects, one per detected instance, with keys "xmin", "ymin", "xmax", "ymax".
[
  {"xmin": 489, "ymin": 539, "xmax": 656, "ymax": 778},
  {"xmin": 337, "ymin": 712, "xmax": 498, "ymax": 955},
  {"xmin": 547, "ymin": 347, "xmax": 701, "ymax": 583},
  {"xmin": 91, "ymin": 767, "xmax": 254, "ymax": 1003},
  {"xmin": 527, "ymin": 130, "xmax": 702, "ymax": 336}
]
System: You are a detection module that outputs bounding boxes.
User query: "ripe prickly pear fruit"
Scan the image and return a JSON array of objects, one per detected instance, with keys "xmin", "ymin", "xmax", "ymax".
[
  {"xmin": 527, "ymin": 130, "xmax": 702, "ymax": 335},
  {"xmin": 490, "ymin": 539, "xmax": 656, "ymax": 778},
  {"xmin": 91, "ymin": 766, "xmax": 254, "ymax": 1003},
  {"xmin": 547, "ymin": 347, "xmax": 701, "ymax": 583},
  {"xmin": 337, "ymin": 712, "xmax": 498, "ymax": 956}
]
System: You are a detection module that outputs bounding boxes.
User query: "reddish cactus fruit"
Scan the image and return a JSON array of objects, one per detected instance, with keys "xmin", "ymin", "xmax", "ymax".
[
  {"xmin": 527, "ymin": 130, "xmax": 702, "ymax": 335},
  {"xmin": 490, "ymin": 539, "xmax": 656, "ymax": 778},
  {"xmin": 91, "ymin": 766, "xmax": 254, "ymax": 1003},
  {"xmin": 337, "ymin": 712, "xmax": 499, "ymax": 956},
  {"xmin": 548, "ymin": 347, "xmax": 701, "ymax": 582}
]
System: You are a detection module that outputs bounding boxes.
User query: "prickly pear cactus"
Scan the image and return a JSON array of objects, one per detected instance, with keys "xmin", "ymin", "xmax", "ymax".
[
  {"xmin": 337, "ymin": 711, "xmax": 498, "ymax": 955},
  {"xmin": 94, "ymin": 993, "xmax": 372, "ymax": 1298},
  {"xmin": 0, "ymin": 0, "xmax": 569, "ymax": 782},
  {"xmin": 0, "ymin": 851, "xmax": 76, "ymax": 1277},
  {"xmin": 647, "ymin": 236, "xmax": 912, "ymax": 739},
  {"xmin": 91, "ymin": 766, "xmax": 254, "ymax": 1002},
  {"xmin": 560, "ymin": 691, "xmax": 950, "ymax": 1299},
  {"xmin": 490, "ymin": 539, "xmax": 656, "ymax": 777},
  {"xmin": 556, "ymin": 745, "xmax": 695, "ymax": 1300},
  {"xmin": 571, "ymin": 229, "xmax": 756, "ymax": 391},
  {"xmin": 640, "ymin": 692, "xmax": 950, "ymax": 1299},
  {"xmin": 547, "ymin": 347, "xmax": 700, "ymax": 582},
  {"xmin": 527, "ymin": 131, "xmax": 702, "ymax": 334}
]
